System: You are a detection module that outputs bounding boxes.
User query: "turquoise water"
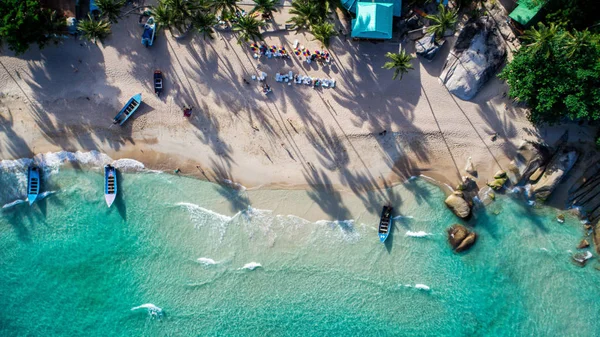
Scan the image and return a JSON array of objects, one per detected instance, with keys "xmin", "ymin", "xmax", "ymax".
[{"xmin": 1, "ymin": 157, "xmax": 599, "ymax": 336}]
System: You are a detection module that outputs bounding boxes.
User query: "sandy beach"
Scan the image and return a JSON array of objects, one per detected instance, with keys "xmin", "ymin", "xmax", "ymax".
[{"xmin": 0, "ymin": 3, "xmax": 592, "ymax": 194}]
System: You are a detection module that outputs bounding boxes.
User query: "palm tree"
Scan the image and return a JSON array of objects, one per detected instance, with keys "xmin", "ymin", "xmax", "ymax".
[
  {"xmin": 425, "ymin": 4, "xmax": 457, "ymax": 40},
  {"xmin": 522, "ymin": 22, "xmax": 559, "ymax": 58},
  {"xmin": 78, "ymin": 14, "xmax": 112, "ymax": 44},
  {"xmin": 96, "ymin": 0, "xmax": 125, "ymax": 23},
  {"xmin": 251, "ymin": 0, "xmax": 279, "ymax": 20},
  {"xmin": 151, "ymin": 1, "xmax": 175, "ymax": 30},
  {"xmin": 193, "ymin": 11, "xmax": 218, "ymax": 39},
  {"xmin": 232, "ymin": 15, "xmax": 265, "ymax": 44},
  {"xmin": 564, "ymin": 29, "xmax": 596, "ymax": 58},
  {"xmin": 42, "ymin": 9, "xmax": 67, "ymax": 37},
  {"xmin": 382, "ymin": 51, "xmax": 414, "ymax": 80},
  {"xmin": 311, "ymin": 22, "xmax": 335, "ymax": 48},
  {"xmin": 211, "ymin": 0, "xmax": 240, "ymax": 18},
  {"xmin": 287, "ymin": 0, "xmax": 319, "ymax": 30}
]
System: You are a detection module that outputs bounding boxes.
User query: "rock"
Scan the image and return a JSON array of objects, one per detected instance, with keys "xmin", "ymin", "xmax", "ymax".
[
  {"xmin": 572, "ymin": 251, "xmax": 593, "ymax": 267},
  {"xmin": 567, "ymin": 159, "xmax": 600, "ymax": 224},
  {"xmin": 594, "ymin": 222, "xmax": 600, "ymax": 255},
  {"xmin": 465, "ymin": 157, "xmax": 477, "ymax": 176},
  {"xmin": 529, "ymin": 166, "xmax": 545, "ymax": 182},
  {"xmin": 556, "ymin": 214, "xmax": 565, "ymax": 223},
  {"xmin": 488, "ymin": 191, "xmax": 495, "ymax": 200},
  {"xmin": 445, "ymin": 192, "xmax": 471, "ymax": 219},
  {"xmin": 531, "ymin": 148, "xmax": 578, "ymax": 201},
  {"xmin": 578, "ymin": 239, "xmax": 590, "ymax": 249},
  {"xmin": 447, "ymin": 224, "xmax": 477, "ymax": 252},
  {"xmin": 584, "ymin": 224, "xmax": 593, "ymax": 231},
  {"xmin": 494, "ymin": 170, "xmax": 506, "ymax": 179},
  {"xmin": 506, "ymin": 141, "xmax": 552, "ymax": 184},
  {"xmin": 439, "ymin": 16, "xmax": 506, "ymax": 100},
  {"xmin": 487, "ymin": 177, "xmax": 507, "ymax": 190},
  {"xmin": 416, "ymin": 33, "xmax": 445, "ymax": 61}
]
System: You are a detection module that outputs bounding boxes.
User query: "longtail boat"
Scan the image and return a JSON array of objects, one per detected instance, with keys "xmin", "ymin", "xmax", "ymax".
[
  {"xmin": 104, "ymin": 164, "xmax": 117, "ymax": 207},
  {"xmin": 113, "ymin": 93, "xmax": 142, "ymax": 126},
  {"xmin": 27, "ymin": 165, "xmax": 41, "ymax": 205},
  {"xmin": 378, "ymin": 205, "xmax": 393, "ymax": 243}
]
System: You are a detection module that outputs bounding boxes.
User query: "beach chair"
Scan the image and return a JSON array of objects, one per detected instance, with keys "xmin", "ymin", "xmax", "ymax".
[
  {"xmin": 275, "ymin": 73, "xmax": 282, "ymax": 82},
  {"xmin": 330, "ymin": 79, "xmax": 336, "ymax": 88},
  {"xmin": 288, "ymin": 71, "xmax": 293, "ymax": 79},
  {"xmin": 293, "ymin": 40, "xmax": 299, "ymax": 49},
  {"xmin": 259, "ymin": 72, "xmax": 267, "ymax": 81}
]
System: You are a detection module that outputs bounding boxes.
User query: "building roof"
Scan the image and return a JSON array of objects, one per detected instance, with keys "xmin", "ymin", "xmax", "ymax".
[
  {"xmin": 351, "ymin": 3, "xmax": 394, "ymax": 40},
  {"xmin": 342, "ymin": 0, "xmax": 401, "ymax": 17},
  {"xmin": 509, "ymin": 3, "xmax": 542, "ymax": 26}
]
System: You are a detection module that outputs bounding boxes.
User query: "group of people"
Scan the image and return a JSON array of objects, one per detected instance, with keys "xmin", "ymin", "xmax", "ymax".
[
  {"xmin": 294, "ymin": 48, "xmax": 332, "ymax": 65},
  {"xmin": 250, "ymin": 44, "xmax": 291, "ymax": 59}
]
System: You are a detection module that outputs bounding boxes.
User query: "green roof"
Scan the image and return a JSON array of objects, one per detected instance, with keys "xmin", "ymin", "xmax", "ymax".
[
  {"xmin": 351, "ymin": 3, "xmax": 393, "ymax": 40},
  {"xmin": 509, "ymin": 3, "xmax": 542, "ymax": 26}
]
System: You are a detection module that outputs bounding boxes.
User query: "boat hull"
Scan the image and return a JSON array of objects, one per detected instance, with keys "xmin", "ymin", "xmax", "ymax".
[
  {"xmin": 113, "ymin": 94, "xmax": 142, "ymax": 126},
  {"xmin": 378, "ymin": 206, "xmax": 393, "ymax": 243},
  {"xmin": 104, "ymin": 165, "xmax": 118, "ymax": 208},
  {"xmin": 27, "ymin": 166, "xmax": 40, "ymax": 205}
]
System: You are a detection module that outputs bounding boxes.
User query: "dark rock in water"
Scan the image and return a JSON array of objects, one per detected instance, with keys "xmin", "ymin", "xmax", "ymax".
[
  {"xmin": 445, "ymin": 192, "xmax": 471, "ymax": 219},
  {"xmin": 487, "ymin": 177, "xmax": 507, "ymax": 191},
  {"xmin": 416, "ymin": 33, "xmax": 445, "ymax": 61},
  {"xmin": 577, "ymin": 239, "xmax": 590, "ymax": 249},
  {"xmin": 531, "ymin": 148, "xmax": 578, "ymax": 201},
  {"xmin": 447, "ymin": 224, "xmax": 477, "ymax": 252},
  {"xmin": 439, "ymin": 16, "xmax": 506, "ymax": 100},
  {"xmin": 572, "ymin": 251, "xmax": 592, "ymax": 267}
]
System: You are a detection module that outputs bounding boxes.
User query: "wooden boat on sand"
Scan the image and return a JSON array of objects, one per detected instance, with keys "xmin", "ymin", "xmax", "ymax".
[{"xmin": 113, "ymin": 94, "xmax": 142, "ymax": 126}]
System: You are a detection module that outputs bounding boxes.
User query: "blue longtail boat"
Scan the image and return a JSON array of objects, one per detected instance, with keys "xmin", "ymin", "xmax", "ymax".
[
  {"xmin": 104, "ymin": 165, "xmax": 117, "ymax": 207},
  {"xmin": 27, "ymin": 165, "xmax": 41, "ymax": 205},
  {"xmin": 378, "ymin": 205, "xmax": 393, "ymax": 243},
  {"xmin": 141, "ymin": 17, "xmax": 156, "ymax": 47},
  {"xmin": 113, "ymin": 94, "xmax": 142, "ymax": 126}
]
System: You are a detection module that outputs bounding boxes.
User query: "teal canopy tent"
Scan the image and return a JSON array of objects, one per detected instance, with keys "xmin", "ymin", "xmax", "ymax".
[{"xmin": 351, "ymin": 2, "xmax": 394, "ymax": 40}]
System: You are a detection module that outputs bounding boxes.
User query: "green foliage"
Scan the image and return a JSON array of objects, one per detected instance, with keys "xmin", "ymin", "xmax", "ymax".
[
  {"xmin": 382, "ymin": 51, "xmax": 414, "ymax": 80},
  {"xmin": 96, "ymin": 0, "xmax": 125, "ymax": 23},
  {"xmin": 311, "ymin": 22, "xmax": 336, "ymax": 47},
  {"xmin": 542, "ymin": 0, "xmax": 599, "ymax": 31},
  {"xmin": 77, "ymin": 14, "xmax": 112, "ymax": 44},
  {"xmin": 232, "ymin": 15, "xmax": 265, "ymax": 44},
  {"xmin": 193, "ymin": 11, "xmax": 218, "ymax": 39},
  {"xmin": 425, "ymin": 4, "xmax": 457, "ymax": 40},
  {"xmin": 152, "ymin": 0, "xmax": 197, "ymax": 33},
  {"xmin": 211, "ymin": 0, "xmax": 240, "ymax": 18},
  {"xmin": 251, "ymin": 0, "xmax": 279, "ymax": 19},
  {"xmin": 499, "ymin": 24, "xmax": 600, "ymax": 124},
  {"xmin": 0, "ymin": 0, "xmax": 66, "ymax": 54},
  {"xmin": 287, "ymin": 0, "xmax": 320, "ymax": 30}
]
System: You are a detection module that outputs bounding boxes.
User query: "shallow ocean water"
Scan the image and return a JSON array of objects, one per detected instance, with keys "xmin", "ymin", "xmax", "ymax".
[{"xmin": 1, "ymin": 153, "xmax": 599, "ymax": 336}]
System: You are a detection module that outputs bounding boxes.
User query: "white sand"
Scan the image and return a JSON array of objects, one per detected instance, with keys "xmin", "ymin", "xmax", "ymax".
[{"xmin": 0, "ymin": 5, "xmax": 584, "ymax": 192}]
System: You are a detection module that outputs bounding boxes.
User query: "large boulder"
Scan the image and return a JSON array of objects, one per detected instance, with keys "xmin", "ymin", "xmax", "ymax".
[
  {"xmin": 447, "ymin": 224, "xmax": 477, "ymax": 252},
  {"xmin": 531, "ymin": 148, "xmax": 578, "ymax": 201},
  {"xmin": 439, "ymin": 16, "xmax": 506, "ymax": 100},
  {"xmin": 506, "ymin": 141, "xmax": 552, "ymax": 184},
  {"xmin": 594, "ymin": 222, "xmax": 600, "ymax": 255},
  {"xmin": 568, "ymin": 159, "xmax": 600, "ymax": 224},
  {"xmin": 416, "ymin": 33, "xmax": 445, "ymax": 61},
  {"xmin": 445, "ymin": 191, "xmax": 471, "ymax": 219}
]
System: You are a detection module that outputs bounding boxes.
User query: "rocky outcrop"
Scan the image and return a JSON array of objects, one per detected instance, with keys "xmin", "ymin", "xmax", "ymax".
[
  {"xmin": 530, "ymin": 148, "xmax": 578, "ymax": 201},
  {"xmin": 568, "ymin": 159, "xmax": 600, "ymax": 224},
  {"xmin": 439, "ymin": 16, "xmax": 506, "ymax": 100},
  {"xmin": 506, "ymin": 141, "xmax": 552, "ymax": 185},
  {"xmin": 594, "ymin": 222, "xmax": 600, "ymax": 255},
  {"xmin": 487, "ymin": 170, "xmax": 508, "ymax": 191},
  {"xmin": 445, "ymin": 192, "xmax": 471, "ymax": 219},
  {"xmin": 465, "ymin": 157, "xmax": 477, "ymax": 176},
  {"xmin": 416, "ymin": 33, "xmax": 445, "ymax": 61},
  {"xmin": 578, "ymin": 239, "xmax": 590, "ymax": 249},
  {"xmin": 572, "ymin": 251, "xmax": 593, "ymax": 267},
  {"xmin": 447, "ymin": 224, "xmax": 477, "ymax": 252}
]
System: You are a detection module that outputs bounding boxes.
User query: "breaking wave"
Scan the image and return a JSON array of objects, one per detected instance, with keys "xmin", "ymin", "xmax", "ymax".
[
  {"xmin": 197, "ymin": 257, "xmax": 217, "ymax": 265},
  {"xmin": 239, "ymin": 262, "xmax": 262, "ymax": 271},
  {"xmin": 2, "ymin": 199, "xmax": 26, "ymax": 209},
  {"xmin": 405, "ymin": 231, "xmax": 433, "ymax": 237}
]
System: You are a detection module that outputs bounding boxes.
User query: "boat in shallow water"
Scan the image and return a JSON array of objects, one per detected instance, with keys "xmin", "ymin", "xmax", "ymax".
[
  {"xmin": 27, "ymin": 165, "xmax": 41, "ymax": 205},
  {"xmin": 378, "ymin": 205, "xmax": 393, "ymax": 243},
  {"xmin": 104, "ymin": 165, "xmax": 117, "ymax": 207},
  {"xmin": 113, "ymin": 93, "xmax": 142, "ymax": 126}
]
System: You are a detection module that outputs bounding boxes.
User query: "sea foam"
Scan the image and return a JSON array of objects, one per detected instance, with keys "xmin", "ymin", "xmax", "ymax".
[
  {"xmin": 240, "ymin": 262, "xmax": 262, "ymax": 271},
  {"xmin": 131, "ymin": 303, "xmax": 163, "ymax": 317},
  {"xmin": 415, "ymin": 284, "xmax": 431, "ymax": 291},
  {"xmin": 2, "ymin": 199, "xmax": 26, "ymax": 209},
  {"xmin": 405, "ymin": 231, "xmax": 432, "ymax": 237},
  {"xmin": 197, "ymin": 257, "xmax": 217, "ymax": 265}
]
